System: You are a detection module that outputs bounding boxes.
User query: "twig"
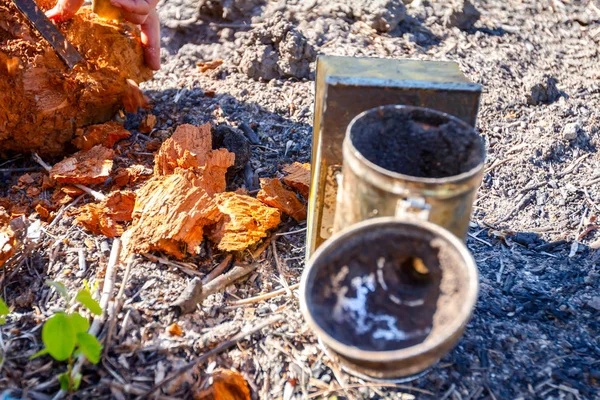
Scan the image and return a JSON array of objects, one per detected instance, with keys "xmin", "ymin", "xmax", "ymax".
[
  {"xmin": 308, "ymin": 382, "xmax": 435, "ymax": 399},
  {"xmin": 275, "ymin": 227, "xmax": 307, "ymax": 236},
  {"xmin": 495, "ymin": 192, "xmax": 535, "ymax": 224},
  {"xmin": 227, "ymin": 283, "xmax": 300, "ymax": 307},
  {"xmin": 203, "ymin": 254, "xmax": 233, "ymax": 284},
  {"xmin": 32, "ymin": 153, "xmax": 106, "ymax": 201},
  {"xmin": 52, "ymin": 239, "xmax": 121, "ymax": 400},
  {"xmin": 272, "ymin": 240, "xmax": 292, "ymax": 297},
  {"xmin": 140, "ymin": 315, "xmax": 285, "ymax": 398},
  {"xmin": 467, "ymin": 232, "xmax": 492, "ymax": 247},
  {"xmin": 142, "ymin": 253, "xmax": 203, "ymax": 277},
  {"xmin": 48, "ymin": 195, "xmax": 85, "ymax": 229},
  {"xmin": 104, "ymin": 257, "xmax": 134, "ymax": 354},
  {"xmin": 200, "ymin": 262, "xmax": 260, "ymax": 302}
]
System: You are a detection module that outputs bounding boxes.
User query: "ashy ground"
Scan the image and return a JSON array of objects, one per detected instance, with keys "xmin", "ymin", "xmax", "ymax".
[{"xmin": 1, "ymin": 0, "xmax": 599, "ymax": 399}]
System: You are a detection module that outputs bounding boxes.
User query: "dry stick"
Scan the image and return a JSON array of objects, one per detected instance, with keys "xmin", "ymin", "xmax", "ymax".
[
  {"xmin": 227, "ymin": 283, "xmax": 300, "ymax": 307},
  {"xmin": 104, "ymin": 257, "xmax": 134, "ymax": 354},
  {"xmin": 32, "ymin": 153, "xmax": 106, "ymax": 201},
  {"xmin": 203, "ymin": 254, "xmax": 233, "ymax": 284},
  {"xmin": 140, "ymin": 314, "xmax": 285, "ymax": 398},
  {"xmin": 52, "ymin": 239, "xmax": 122, "ymax": 400},
  {"xmin": 200, "ymin": 262, "xmax": 261, "ymax": 302},
  {"xmin": 271, "ymin": 240, "xmax": 292, "ymax": 297},
  {"xmin": 142, "ymin": 253, "xmax": 203, "ymax": 277}
]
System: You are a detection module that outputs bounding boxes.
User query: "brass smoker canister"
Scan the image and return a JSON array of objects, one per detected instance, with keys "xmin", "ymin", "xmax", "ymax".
[{"xmin": 333, "ymin": 105, "xmax": 486, "ymax": 238}]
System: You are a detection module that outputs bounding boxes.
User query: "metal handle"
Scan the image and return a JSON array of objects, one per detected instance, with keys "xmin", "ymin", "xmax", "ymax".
[{"xmin": 395, "ymin": 197, "xmax": 431, "ymax": 221}]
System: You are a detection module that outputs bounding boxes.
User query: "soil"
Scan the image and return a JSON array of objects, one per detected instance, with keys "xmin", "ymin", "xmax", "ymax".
[
  {"xmin": 351, "ymin": 106, "xmax": 485, "ymax": 178},
  {"xmin": 2, "ymin": 0, "xmax": 600, "ymax": 399}
]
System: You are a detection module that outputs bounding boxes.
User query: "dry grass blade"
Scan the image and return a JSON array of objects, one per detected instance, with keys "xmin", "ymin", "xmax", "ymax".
[{"xmin": 227, "ymin": 283, "xmax": 300, "ymax": 307}]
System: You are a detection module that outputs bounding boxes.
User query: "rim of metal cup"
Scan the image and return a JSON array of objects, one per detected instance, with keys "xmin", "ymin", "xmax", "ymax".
[
  {"xmin": 345, "ymin": 105, "xmax": 486, "ymax": 186},
  {"xmin": 299, "ymin": 216, "xmax": 479, "ymax": 364}
]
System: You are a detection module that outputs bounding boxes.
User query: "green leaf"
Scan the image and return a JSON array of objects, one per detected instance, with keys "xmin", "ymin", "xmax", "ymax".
[
  {"xmin": 46, "ymin": 280, "xmax": 70, "ymax": 303},
  {"xmin": 0, "ymin": 298, "xmax": 9, "ymax": 316},
  {"xmin": 42, "ymin": 313, "xmax": 75, "ymax": 361},
  {"xmin": 69, "ymin": 313, "xmax": 90, "ymax": 335},
  {"xmin": 73, "ymin": 373, "xmax": 82, "ymax": 390},
  {"xmin": 29, "ymin": 348, "xmax": 49, "ymax": 360},
  {"xmin": 0, "ymin": 298, "xmax": 9, "ymax": 324},
  {"xmin": 58, "ymin": 372, "xmax": 70, "ymax": 391},
  {"xmin": 76, "ymin": 332, "xmax": 102, "ymax": 364},
  {"xmin": 75, "ymin": 289, "xmax": 102, "ymax": 315}
]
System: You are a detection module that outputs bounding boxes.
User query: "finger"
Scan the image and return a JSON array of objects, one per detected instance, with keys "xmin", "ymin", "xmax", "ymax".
[
  {"xmin": 121, "ymin": 11, "xmax": 147, "ymax": 25},
  {"xmin": 140, "ymin": 9, "xmax": 161, "ymax": 70},
  {"xmin": 46, "ymin": 0, "xmax": 85, "ymax": 22},
  {"xmin": 109, "ymin": 0, "xmax": 159, "ymax": 15}
]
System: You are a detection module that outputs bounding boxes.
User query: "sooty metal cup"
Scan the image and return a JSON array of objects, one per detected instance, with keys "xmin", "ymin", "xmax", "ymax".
[
  {"xmin": 300, "ymin": 217, "xmax": 479, "ymax": 380},
  {"xmin": 333, "ymin": 105, "xmax": 486, "ymax": 239}
]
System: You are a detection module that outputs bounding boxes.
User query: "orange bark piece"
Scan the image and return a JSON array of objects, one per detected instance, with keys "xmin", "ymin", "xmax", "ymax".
[
  {"xmin": 282, "ymin": 162, "xmax": 311, "ymax": 198},
  {"xmin": 61, "ymin": 186, "xmax": 85, "ymax": 196},
  {"xmin": 71, "ymin": 191, "xmax": 135, "ymax": 238},
  {"xmin": 113, "ymin": 164, "xmax": 151, "ymax": 188},
  {"xmin": 50, "ymin": 145, "xmax": 115, "ymax": 185},
  {"xmin": 35, "ymin": 204, "xmax": 50, "ymax": 220},
  {"xmin": 154, "ymin": 123, "xmax": 214, "ymax": 175},
  {"xmin": 193, "ymin": 369, "xmax": 251, "ymax": 400},
  {"xmin": 121, "ymin": 169, "xmax": 222, "ymax": 259},
  {"xmin": 0, "ymin": 3, "xmax": 152, "ymax": 156},
  {"xmin": 72, "ymin": 122, "xmax": 131, "ymax": 151},
  {"xmin": 257, "ymin": 178, "xmax": 306, "ymax": 221},
  {"xmin": 139, "ymin": 114, "xmax": 157, "ymax": 133},
  {"xmin": 123, "ymin": 79, "xmax": 150, "ymax": 113},
  {"xmin": 167, "ymin": 323, "xmax": 183, "ymax": 336},
  {"xmin": 0, "ymin": 207, "xmax": 15, "ymax": 267},
  {"xmin": 199, "ymin": 149, "xmax": 236, "ymax": 195},
  {"xmin": 197, "ymin": 59, "xmax": 223, "ymax": 73},
  {"xmin": 208, "ymin": 192, "xmax": 281, "ymax": 252}
]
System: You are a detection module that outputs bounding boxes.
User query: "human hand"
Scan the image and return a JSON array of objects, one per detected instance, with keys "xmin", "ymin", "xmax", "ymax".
[{"xmin": 46, "ymin": 0, "xmax": 161, "ymax": 70}]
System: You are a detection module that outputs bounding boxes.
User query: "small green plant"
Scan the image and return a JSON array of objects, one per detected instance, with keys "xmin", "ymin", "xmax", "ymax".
[
  {"xmin": 31, "ymin": 281, "xmax": 103, "ymax": 392},
  {"xmin": 0, "ymin": 298, "xmax": 8, "ymax": 325}
]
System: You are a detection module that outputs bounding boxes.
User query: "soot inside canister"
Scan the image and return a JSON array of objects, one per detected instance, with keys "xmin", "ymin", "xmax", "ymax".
[
  {"xmin": 309, "ymin": 226, "xmax": 444, "ymax": 351},
  {"xmin": 350, "ymin": 107, "xmax": 485, "ymax": 178}
]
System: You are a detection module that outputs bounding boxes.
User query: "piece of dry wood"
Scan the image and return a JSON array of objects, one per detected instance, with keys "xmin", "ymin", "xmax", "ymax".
[
  {"xmin": 172, "ymin": 277, "xmax": 204, "ymax": 314},
  {"xmin": 112, "ymin": 165, "xmax": 152, "ymax": 188},
  {"xmin": 257, "ymin": 178, "xmax": 307, "ymax": 221},
  {"xmin": 71, "ymin": 122, "xmax": 131, "ymax": 151},
  {"xmin": 200, "ymin": 262, "xmax": 261, "ymax": 302},
  {"xmin": 207, "ymin": 192, "xmax": 281, "ymax": 251},
  {"xmin": 154, "ymin": 123, "xmax": 213, "ymax": 176},
  {"xmin": 282, "ymin": 162, "xmax": 311, "ymax": 198},
  {"xmin": 0, "ymin": 3, "xmax": 152, "ymax": 155},
  {"xmin": 70, "ymin": 191, "xmax": 135, "ymax": 238},
  {"xmin": 138, "ymin": 114, "xmax": 157, "ymax": 133},
  {"xmin": 49, "ymin": 145, "xmax": 115, "ymax": 185},
  {"xmin": 0, "ymin": 206, "xmax": 15, "ymax": 267},
  {"xmin": 203, "ymin": 254, "xmax": 233, "ymax": 284},
  {"xmin": 197, "ymin": 59, "xmax": 224, "ymax": 73},
  {"xmin": 227, "ymin": 283, "xmax": 300, "ymax": 306},
  {"xmin": 141, "ymin": 314, "xmax": 284, "ymax": 398},
  {"xmin": 192, "ymin": 369, "xmax": 250, "ymax": 400}
]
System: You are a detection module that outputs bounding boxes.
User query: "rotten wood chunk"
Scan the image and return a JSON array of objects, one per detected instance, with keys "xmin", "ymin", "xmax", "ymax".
[
  {"xmin": 193, "ymin": 369, "xmax": 251, "ymax": 400},
  {"xmin": 0, "ymin": 2, "xmax": 152, "ymax": 155},
  {"xmin": 199, "ymin": 149, "xmax": 236, "ymax": 195},
  {"xmin": 72, "ymin": 122, "xmax": 131, "ymax": 151},
  {"xmin": 154, "ymin": 124, "xmax": 213, "ymax": 175},
  {"xmin": 71, "ymin": 191, "xmax": 135, "ymax": 238},
  {"xmin": 257, "ymin": 178, "xmax": 306, "ymax": 221},
  {"xmin": 0, "ymin": 207, "xmax": 15, "ymax": 266},
  {"xmin": 282, "ymin": 162, "xmax": 311, "ymax": 198},
  {"xmin": 123, "ymin": 79, "xmax": 150, "ymax": 113},
  {"xmin": 138, "ymin": 114, "xmax": 157, "ymax": 133},
  {"xmin": 50, "ymin": 145, "xmax": 115, "ymax": 185},
  {"xmin": 113, "ymin": 164, "xmax": 152, "ymax": 188},
  {"xmin": 208, "ymin": 192, "xmax": 281, "ymax": 252},
  {"xmin": 122, "ymin": 169, "xmax": 222, "ymax": 259}
]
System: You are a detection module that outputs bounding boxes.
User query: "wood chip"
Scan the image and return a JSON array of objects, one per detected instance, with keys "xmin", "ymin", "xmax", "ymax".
[
  {"xmin": 113, "ymin": 165, "xmax": 152, "ymax": 188},
  {"xmin": 123, "ymin": 79, "xmax": 150, "ymax": 113},
  {"xmin": 282, "ymin": 162, "xmax": 310, "ymax": 198},
  {"xmin": 154, "ymin": 123, "xmax": 213, "ymax": 175},
  {"xmin": 167, "ymin": 323, "xmax": 184, "ymax": 337},
  {"xmin": 0, "ymin": 207, "xmax": 15, "ymax": 267},
  {"xmin": 197, "ymin": 59, "xmax": 224, "ymax": 73},
  {"xmin": 193, "ymin": 369, "xmax": 251, "ymax": 400},
  {"xmin": 257, "ymin": 178, "xmax": 306, "ymax": 221},
  {"xmin": 71, "ymin": 191, "xmax": 135, "ymax": 238},
  {"xmin": 71, "ymin": 122, "xmax": 131, "ymax": 151},
  {"xmin": 50, "ymin": 145, "xmax": 115, "ymax": 185},
  {"xmin": 139, "ymin": 114, "xmax": 157, "ymax": 133},
  {"xmin": 208, "ymin": 192, "xmax": 281, "ymax": 251}
]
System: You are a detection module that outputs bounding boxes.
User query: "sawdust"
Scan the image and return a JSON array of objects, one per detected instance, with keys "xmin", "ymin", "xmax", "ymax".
[{"xmin": 0, "ymin": 1, "xmax": 152, "ymax": 155}]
